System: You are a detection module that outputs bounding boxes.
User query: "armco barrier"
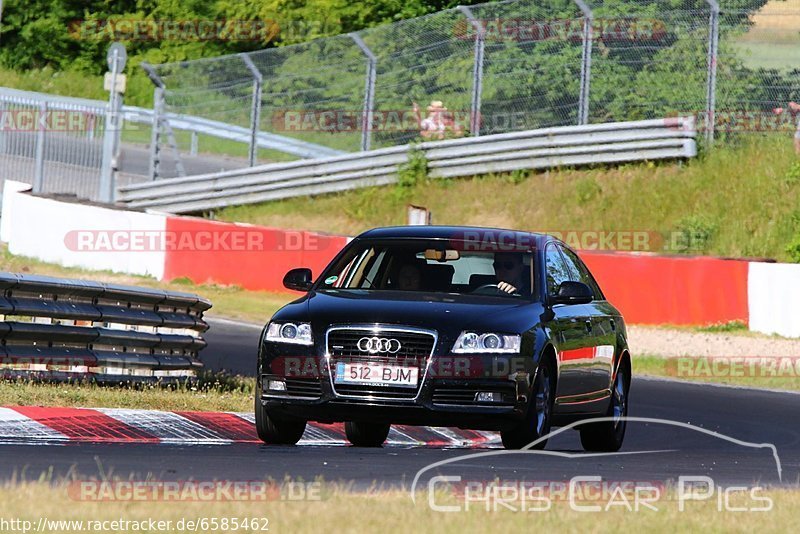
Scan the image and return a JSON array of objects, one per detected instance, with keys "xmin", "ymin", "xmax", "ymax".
[
  {"xmin": 117, "ymin": 117, "xmax": 697, "ymax": 214},
  {"xmin": 0, "ymin": 272, "xmax": 211, "ymax": 382}
]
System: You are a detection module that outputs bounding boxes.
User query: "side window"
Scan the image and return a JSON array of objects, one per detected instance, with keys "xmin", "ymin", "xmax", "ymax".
[
  {"xmin": 559, "ymin": 245, "xmax": 604, "ymax": 300},
  {"xmin": 545, "ymin": 243, "xmax": 571, "ymax": 296}
]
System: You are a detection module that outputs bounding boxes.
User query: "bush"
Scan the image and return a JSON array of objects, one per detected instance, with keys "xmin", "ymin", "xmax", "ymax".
[{"xmin": 673, "ymin": 215, "xmax": 716, "ymax": 254}]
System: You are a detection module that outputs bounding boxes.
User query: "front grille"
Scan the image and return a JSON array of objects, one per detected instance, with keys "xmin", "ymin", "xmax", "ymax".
[
  {"xmin": 432, "ymin": 384, "xmax": 516, "ymax": 407},
  {"xmin": 327, "ymin": 327, "xmax": 436, "ymax": 400}
]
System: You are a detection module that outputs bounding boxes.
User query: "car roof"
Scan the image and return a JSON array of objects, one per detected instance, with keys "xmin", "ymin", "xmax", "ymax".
[{"xmin": 356, "ymin": 225, "xmax": 550, "ymax": 247}]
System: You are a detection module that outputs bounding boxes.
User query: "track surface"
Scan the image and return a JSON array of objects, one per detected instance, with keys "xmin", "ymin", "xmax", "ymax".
[{"xmin": 0, "ymin": 318, "xmax": 797, "ymax": 489}]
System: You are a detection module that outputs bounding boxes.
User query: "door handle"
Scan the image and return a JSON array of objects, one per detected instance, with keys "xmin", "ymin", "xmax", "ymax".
[
  {"xmin": 610, "ymin": 319, "xmax": 616, "ymax": 331},
  {"xmin": 584, "ymin": 320, "xmax": 592, "ymax": 333}
]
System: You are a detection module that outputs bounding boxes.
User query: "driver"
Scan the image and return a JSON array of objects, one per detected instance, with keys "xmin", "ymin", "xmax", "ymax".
[{"xmin": 493, "ymin": 253, "xmax": 530, "ymax": 295}]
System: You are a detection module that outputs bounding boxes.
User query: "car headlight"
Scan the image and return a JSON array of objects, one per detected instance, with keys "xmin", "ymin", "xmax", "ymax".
[
  {"xmin": 452, "ymin": 331, "xmax": 521, "ymax": 353},
  {"xmin": 265, "ymin": 321, "xmax": 313, "ymax": 345}
]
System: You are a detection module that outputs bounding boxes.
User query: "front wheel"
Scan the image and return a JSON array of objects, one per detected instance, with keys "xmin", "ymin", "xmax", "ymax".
[
  {"xmin": 345, "ymin": 421, "xmax": 390, "ymax": 447},
  {"xmin": 579, "ymin": 360, "xmax": 630, "ymax": 452},
  {"xmin": 501, "ymin": 358, "xmax": 555, "ymax": 450},
  {"xmin": 254, "ymin": 395, "xmax": 307, "ymax": 445}
]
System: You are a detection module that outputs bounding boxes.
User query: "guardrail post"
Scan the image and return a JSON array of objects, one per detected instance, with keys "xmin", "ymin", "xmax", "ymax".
[
  {"xmin": 350, "ymin": 32, "xmax": 377, "ymax": 151},
  {"xmin": 149, "ymin": 87, "xmax": 164, "ymax": 181},
  {"xmin": 458, "ymin": 6, "xmax": 485, "ymax": 136},
  {"xmin": 33, "ymin": 101, "xmax": 46, "ymax": 193},
  {"xmin": 190, "ymin": 131, "xmax": 198, "ymax": 156},
  {"xmin": 240, "ymin": 53, "xmax": 263, "ymax": 167},
  {"xmin": 575, "ymin": 0, "xmax": 593, "ymax": 125},
  {"xmin": 705, "ymin": 0, "xmax": 720, "ymax": 145},
  {"xmin": 142, "ymin": 62, "xmax": 166, "ymax": 181},
  {"xmin": 99, "ymin": 46, "xmax": 124, "ymax": 203}
]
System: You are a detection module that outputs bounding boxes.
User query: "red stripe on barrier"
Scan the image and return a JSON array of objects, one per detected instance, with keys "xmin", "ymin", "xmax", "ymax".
[
  {"xmin": 176, "ymin": 412, "xmax": 261, "ymax": 443},
  {"xmin": 580, "ymin": 251, "xmax": 749, "ymax": 326},
  {"xmin": 162, "ymin": 217, "xmax": 348, "ymax": 292},
  {"xmin": 11, "ymin": 406, "xmax": 159, "ymax": 443},
  {"xmin": 559, "ymin": 347, "xmax": 596, "ymax": 362}
]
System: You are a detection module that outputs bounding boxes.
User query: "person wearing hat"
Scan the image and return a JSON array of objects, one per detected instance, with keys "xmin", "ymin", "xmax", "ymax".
[{"xmin": 412, "ymin": 100, "xmax": 448, "ymax": 139}]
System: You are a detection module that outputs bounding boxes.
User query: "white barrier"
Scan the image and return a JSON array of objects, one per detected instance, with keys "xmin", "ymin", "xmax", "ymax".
[
  {"xmin": 748, "ymin": 262, "xmax": 800, "ymax": 338},
  {"xmin": 0, "ymin": 180, "xmax": 167, "ymax": 279}
]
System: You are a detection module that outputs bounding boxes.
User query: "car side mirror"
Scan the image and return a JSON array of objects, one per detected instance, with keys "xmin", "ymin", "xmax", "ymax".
[
  {"xmin": 283, "ymin": 268, "xmax": 313, "ymax": 291},
  {"xmin": 551, "ymin": 281, "xmax": 593, "ymax": 305}
]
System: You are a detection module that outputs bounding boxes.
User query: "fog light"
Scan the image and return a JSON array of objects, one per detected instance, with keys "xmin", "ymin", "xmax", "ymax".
[
  {"xmin": 267, "ymin": 379, "xmax": 287, "ymax": 392},
  {"xmin": 475, "ymin": 391, "xmax": 500, "ymax": 403}
]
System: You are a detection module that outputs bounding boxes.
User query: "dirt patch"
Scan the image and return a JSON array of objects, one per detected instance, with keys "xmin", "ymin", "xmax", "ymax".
[{"xmin": 628, "ymin": 325, "xmax": 800, "ymax": 358}]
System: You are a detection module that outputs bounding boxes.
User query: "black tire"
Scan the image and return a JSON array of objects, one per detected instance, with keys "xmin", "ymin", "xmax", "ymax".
[
  {"xmin": 254, "ymin": 394, "xmax": 307, "ymax": 445},
  {"xmin": 579, "ymin": 359, "xmax": 630, "ymax": 452},
  {"xmin": 501, "ymin": 357, "xmax": 555, "ymax": 450},
  {"xmin": 345, "ymin": 421, "xmax": 391, "ymax": 447}
]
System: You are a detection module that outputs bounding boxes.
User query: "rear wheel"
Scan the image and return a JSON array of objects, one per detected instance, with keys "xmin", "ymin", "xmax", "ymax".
[
  {"xmin": 345, "ymin": 421, "xmax": 391, "ymax": 447},
  {"xmin": 254, "ymin": 395, "xmax": 307, "ymax": 445},
  {"xmin": 579, "ymin": 359, "xmax": 629, "ymax": 452},
  {"xmin": 501, "ymin": 358, "xmax": 555, "ymax": 450}
]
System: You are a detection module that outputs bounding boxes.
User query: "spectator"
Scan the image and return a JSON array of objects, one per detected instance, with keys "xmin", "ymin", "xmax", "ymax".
[
  {"xmin": 412, "ymin": 100, "xmax": 464, "ymax": 140},
  {"xmin": 772, "ymin": 101, "xmax": 800, "ymax": 155}
]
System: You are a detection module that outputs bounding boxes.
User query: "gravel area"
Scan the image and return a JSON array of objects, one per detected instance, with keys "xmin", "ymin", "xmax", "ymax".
[{"xmin": 627, "ymin": 325, "xmax": 800, "ymax": 358}]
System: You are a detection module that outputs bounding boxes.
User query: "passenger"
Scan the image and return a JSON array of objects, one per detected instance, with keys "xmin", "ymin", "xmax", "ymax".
[{"xmin": 396, "ymin": 262, "xmax": 423, "ymax": 291}]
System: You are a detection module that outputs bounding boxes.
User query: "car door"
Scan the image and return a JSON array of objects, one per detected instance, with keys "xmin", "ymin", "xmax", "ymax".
[
  {"xmin": 543, "ymin": 242, "xmax": 596, "ymax": 401},
  {"xmin": 558, "ymin": 244, "xmax": 615, "ymax": 395}
]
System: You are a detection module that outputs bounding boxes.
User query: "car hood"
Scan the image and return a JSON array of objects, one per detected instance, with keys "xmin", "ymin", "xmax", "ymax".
[{"xmin": 276, "ymin": 290, "xmax": 539, "ymax": 337}]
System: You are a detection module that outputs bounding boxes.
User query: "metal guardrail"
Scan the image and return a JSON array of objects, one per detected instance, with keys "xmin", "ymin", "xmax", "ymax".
[
  {"xmin": 0, "ymin": 272, "xmax": 212, "ymax": 383},
  {"xmin": 118, "ymin": 117, "xmax": 697, "ymax": 214},
  {"xmin": 0, "ymin": 87, "xmax": 344, "ymax": 197},
  {"xmin": 121, "ymin": 105, "xmax": 345, "ymax": 159}
]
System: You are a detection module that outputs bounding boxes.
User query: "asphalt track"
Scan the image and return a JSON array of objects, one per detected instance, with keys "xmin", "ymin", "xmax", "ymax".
[{"xmin": 0, "ymin": 318, "xmax": 798, "ymax": 489}]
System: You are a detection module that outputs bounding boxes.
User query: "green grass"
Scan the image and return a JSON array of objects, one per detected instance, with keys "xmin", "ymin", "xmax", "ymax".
[
  {"xmin": 732, "ymin": 41, "xmax": 800, "ymax": 72},
  {"xmin": 694, "ymin": 321, "xmax": 749, "ymax": 334},
  {"xmin": 0, "ymin": 374, "xmax": 254, "ymax": 412},
  {"xmin": 217, "ymin": 135, "xmax": 800, "ymax": 262},
  {"xmin": 2, "ymin": 482, "xmax": 799, "ymax": 532},
  {"xmin": 634, "ymin": 354, "xmax": 800, "ymax": 391}
]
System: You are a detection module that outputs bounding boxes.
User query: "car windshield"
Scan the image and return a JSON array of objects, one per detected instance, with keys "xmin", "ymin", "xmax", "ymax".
[{"xmin": 317, "ymin": 239, "xmax": 534, "ymax": 298}]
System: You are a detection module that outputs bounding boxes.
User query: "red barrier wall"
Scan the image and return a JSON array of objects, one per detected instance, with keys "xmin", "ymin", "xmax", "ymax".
[
  {"xmin": 162, "ymin": 216, "xmax": 348, "ymax": 292},
  {"xmin": 161, "ymin": 216, "xmax": 749, "ymax": 325},
  {"xmin": 579, "ymin": 251, "xmax": 749, "ymax": 325}
]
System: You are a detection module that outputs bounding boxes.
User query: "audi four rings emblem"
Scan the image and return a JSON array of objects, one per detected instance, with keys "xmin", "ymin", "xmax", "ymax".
[{"xmin": 357, "ymin": 337, "xmax": 402, "ymax": 353}]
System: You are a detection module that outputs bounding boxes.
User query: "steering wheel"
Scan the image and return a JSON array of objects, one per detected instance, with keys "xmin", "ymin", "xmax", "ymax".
[{"xmin": 472, "ymin": 283, "xmax": 519, "ymax": 296}]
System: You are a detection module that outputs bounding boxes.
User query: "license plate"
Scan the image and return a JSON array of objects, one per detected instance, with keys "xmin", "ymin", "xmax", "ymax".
[{"xmin": 335, "ymin": 362, "xmax": 419, "ymax": 388}]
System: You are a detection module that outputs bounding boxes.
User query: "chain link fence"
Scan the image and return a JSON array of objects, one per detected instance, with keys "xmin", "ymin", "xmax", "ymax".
[
  {"xmin": 129, "ymin": 0, "xmax": 800, "ymax": 177},
  {"xmin": 0, "ymin": 91, "xmax": 110, "ymax": 200}
]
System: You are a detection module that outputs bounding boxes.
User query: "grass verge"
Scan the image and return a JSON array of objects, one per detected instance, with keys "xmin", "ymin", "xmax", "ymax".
[
  {"xmin": 634, "ymin": 355, "xmax": 800, "ymax": 392},
  {"xmin": 217, "ymin": 135, "xmax": 800, "ymax": 262},
  {"xmin": 0, "ymin": 482, "xmax": 796, "ymax": 532},
  {"xmin": 0, "ymin": 374, "xmax": 254, "ymax": 412}
]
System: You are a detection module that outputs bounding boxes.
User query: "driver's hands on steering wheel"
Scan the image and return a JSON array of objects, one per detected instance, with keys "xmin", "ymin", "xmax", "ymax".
[{"xmin": 497, "ymin": 281, "xmax": 518, "ymax": 294}]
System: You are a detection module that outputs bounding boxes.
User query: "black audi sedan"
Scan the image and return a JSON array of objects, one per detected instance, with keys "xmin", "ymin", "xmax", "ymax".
[{"xmin": 257, "ymin": 226, "xmax": 631, "ymax": 451}]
